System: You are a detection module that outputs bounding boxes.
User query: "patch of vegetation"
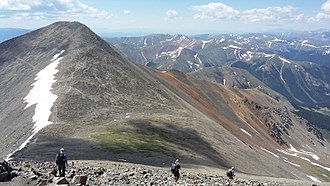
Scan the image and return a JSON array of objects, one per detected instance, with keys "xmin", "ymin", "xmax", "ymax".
[
  {"xmin": 93, "ymin": 129, "xmax": 178, "ymax": 156},
  {"xmin": 93, "ymin": 119, "xmax": 227, "ymax": 166},
  {"xmin": 294, "ymin": 107, "xmax": 330, "ymax": 131},
  {"xmin": 319, "ymin": 128, "xmax": 330, "ymax": 142}
]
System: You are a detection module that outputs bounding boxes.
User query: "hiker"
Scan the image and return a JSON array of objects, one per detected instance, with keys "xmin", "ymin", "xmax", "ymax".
[
  {"xmin": 0, "ymin": 160, "xmax": 13, "ymax": 181},
  {"xmin": 226, "ymin": 167, "xmax": 235, "ymax": 179},
  {"xmin": 170, "ymin": 159, "xmax": 181, "ymax": 182},
  {"xmin": 55, "ymin": 148, "xmax": 68, "ymax": 177}
]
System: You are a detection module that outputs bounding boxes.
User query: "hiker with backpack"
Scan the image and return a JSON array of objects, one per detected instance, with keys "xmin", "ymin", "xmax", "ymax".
[
  {"xmin": 226, "ymin": 167, "xmax": 235, "ymax": 180},
  {"xmin": 55, "ymin": 148, "xmax": 68, "ymax": 177},
  {"xmin": 170, "ymin": 159, "xmax": 181, "ymax": 182}
]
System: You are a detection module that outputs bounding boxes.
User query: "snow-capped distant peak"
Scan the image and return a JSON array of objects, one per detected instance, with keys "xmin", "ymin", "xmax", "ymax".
[
  {"xmin": 217, "ymin": 38, "xmax": 225, "ymax": 43},
  {"xmin": 263, "ymin": 53, "xmax": 276, "ymax": 58},
  {"xmin": 241, "ymin": 51, "xmax": 254, "ymax": 61},
  {"xmin": 201, "ymin": 40, "xmax": 212, "ymax": 49},
  {"xmin": 223, "ymin": 45, "xmax": 242, "ymax": 50},
  {"xmin": 272, "ymin": 37, "xmax": 285, "ymax": 42},
  {"xmin": 300, "ymin": 40, "xmax": 318, "ymax": 48},
  {"xmin": 159, "ymin": 47, "xmax": 184, "ymax": 59}
]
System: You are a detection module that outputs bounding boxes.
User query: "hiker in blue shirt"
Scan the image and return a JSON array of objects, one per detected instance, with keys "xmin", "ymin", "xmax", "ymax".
[
  {"xmin": 55, "ymin": 148, "xmax": 68, "ymax": 177},
  {"xmin": 171, "ymin": 159, "xmax": 181, "ymax": 182}
]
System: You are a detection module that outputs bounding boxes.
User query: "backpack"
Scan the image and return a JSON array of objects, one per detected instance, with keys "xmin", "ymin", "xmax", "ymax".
[
  {"xmin": 170, "ymin": 163, "xmax": 177, "ymax": 173},
  {"xmin": 226, "ymin": 170, "xmax": 234, "ymax": 179},
  {"xmin": 56, "ymin": 154, "xmax": 65, "ymax": 165}
]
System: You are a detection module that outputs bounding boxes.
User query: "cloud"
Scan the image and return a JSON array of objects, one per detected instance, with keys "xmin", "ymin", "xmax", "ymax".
[
  {"xmin": 191, "ymin": 3, "xmax": 304, "ymax": 25},
  {"xmin": 12, "ymin": 12, "xmax": 47, "ymax": 20},
  {"xmin": 124, "ymin": 10, "xmax": 131, "ymax": 15},
  {"xmin": 309, "ymin": 0, "xmax": 330, "ymax": 22},
  {"xmin": 0, "ymin": 0, "xmax": 31, "ymax": 10},
  {"xmin": 0, "ymin": 0, "xmax": 111, "ymax": 19},
  {"xmin": 242, "ymin": 6, "xmax": 303, "ymax": 23},
  {"xmin": 192, "ymin": 2, "xmax": 239, "ymax": 20},
  {"xmin": 321, "ymin": 0, "xmax": 330, "ymax": 12},
  {"xmin": 165, "ymin": 9, "xmax": 180, "ymax": 20}
]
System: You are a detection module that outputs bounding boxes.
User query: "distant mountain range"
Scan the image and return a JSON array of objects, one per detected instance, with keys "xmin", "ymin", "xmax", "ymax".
[
  {"xmin": 0, "ymin": 28, "xmax": 30, "ymax": 43},
  {"xmin": 0, "ymin": 22, "xmax": 329, "ymax": 182},
  {"xmin": 106, "ymin": 31, "xmax": 330, "ymax": 68},
  {"xmin": 106, "ymin": 32, "xmax": 330, "ymax": 126}
]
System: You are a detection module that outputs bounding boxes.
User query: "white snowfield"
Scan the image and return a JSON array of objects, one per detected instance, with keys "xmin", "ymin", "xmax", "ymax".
[{"xmin": 5, "ymin": 50, "xmax": 65, "ymax": 161}]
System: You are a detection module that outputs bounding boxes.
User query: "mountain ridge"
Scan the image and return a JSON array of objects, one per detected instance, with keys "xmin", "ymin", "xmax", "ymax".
[
  {"xmin": 106, "ymin": 32, "xmax": 330, "ymax": 124},
  {"xmin": 0, "ymin": 21, "xmax": 329, "ymax": 183}
]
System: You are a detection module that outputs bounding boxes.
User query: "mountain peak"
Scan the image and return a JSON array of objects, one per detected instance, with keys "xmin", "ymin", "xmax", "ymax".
[
  {"xmin": 1, "ymin": 22, "xmax": 330, "ymax": 183},
  {"xmin": 38, "ymin": 21, "xmax": 95, "ymax": 38}
]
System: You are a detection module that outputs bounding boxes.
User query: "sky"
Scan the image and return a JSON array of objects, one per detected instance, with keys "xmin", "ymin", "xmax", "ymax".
[{"xmin": 0, "ymin": 0, "xmax": 330, "ymax": 35}]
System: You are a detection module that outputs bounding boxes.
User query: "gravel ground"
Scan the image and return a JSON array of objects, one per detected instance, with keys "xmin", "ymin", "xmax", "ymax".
[{"xmin": 1, "ymin": 160, "xmax": 327, "ymax": 186}]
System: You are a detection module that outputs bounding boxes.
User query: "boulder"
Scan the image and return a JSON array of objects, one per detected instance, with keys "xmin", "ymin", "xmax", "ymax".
[
  {"xmin": 36, "ymin": 179, "xmax": 48, "ymax": 186},
  {"xmin": 79, "ymin": 175, "xmax": 88, "ymax": 185},
  {"xmin": 71, "ymin": 175, "xmax": 88, "ymax": 185},
  {"xmin": 67, "ymin": 169, "xmax": 75, "ymax": 178},
  {"xmin": 54, "ymin": 177, "xmax": 70, "ymax": 185},
  {"xmin": 0, "ymin": 172, "xmax": 10, "ymax": 182}
]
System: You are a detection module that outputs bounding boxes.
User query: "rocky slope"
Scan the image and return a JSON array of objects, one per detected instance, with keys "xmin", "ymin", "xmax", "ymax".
[
  {"xmin": 1, "ymin": 160, "xmax": 318, "ymax": 186},
  {"xmin": 0, "ymin": 22, "xmax": 329, "ymax": 184}
]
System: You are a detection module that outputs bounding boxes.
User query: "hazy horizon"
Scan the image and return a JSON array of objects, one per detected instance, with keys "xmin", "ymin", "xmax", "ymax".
[{"xmin": 0, "ymin": 0, "xmax": 330, "ymax": 35}]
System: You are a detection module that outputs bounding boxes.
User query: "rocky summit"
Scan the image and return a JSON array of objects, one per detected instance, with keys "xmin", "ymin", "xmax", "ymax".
[{"xmin": 0, "ymin": 21, "xmax": 329, "ymax": 185}]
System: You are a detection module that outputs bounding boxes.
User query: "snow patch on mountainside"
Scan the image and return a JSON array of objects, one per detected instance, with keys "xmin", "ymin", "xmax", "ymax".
[
  {"xmin": 217, "ymin": 38, "xmax": 225, "ymax": 44},
  {"xmin": 240, "ymin": 128, "xmax": 252, "ymax": 137},
  {"xmin": 222, "ymin": 45, "xmax": 243, "ymax": 50},
  {"xmin": 279, "ymin": 56, "xmax": 291, "ymax": 64},
  {"xmin": 5, "ymin": 50, "xmax": 65, "ymax": 160},
  {"xmin": 307, "ymin": 175, "xmax": 322, "ymax": 183},
  {"xmin": 283, "ymin": 159, "xmax": 301, "ymax": 167},
  {"xmin": 160, "ymin": 47, "xmax": 184, "ymax": 59},
  {"xmin": 263, "ymin": 53, "xmax": 276, "ymax": 58},
  {"xmin": 202, "ymin": 40, "xmax": 212, "ymax": 49},
  {"xmin": 301, "ymin": 156, "xmax": 330, "ymax": 172},
  {"xmin": 241, "ymin": 51, "xmax": 253, "ymax": 61},
  {"xmin": 322, "ymin": 46, "xmax": 330, "ymax": 55},
  {"xmin": 279, "ymin": 144, "xmax": 319, "ymax": 160},
  {"xmin": 260, "ymin": 147, "xmax": 279, "ymax": 158}
]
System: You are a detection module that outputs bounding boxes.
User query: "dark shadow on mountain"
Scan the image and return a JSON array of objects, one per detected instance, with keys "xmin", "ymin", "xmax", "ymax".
[
  {"xmin": 294, "ymin": 106, "xmax": 330, "ymax": 131},
  {"xmin": 125, "ymin": 119, "xmax": 229, "ymax": 168},
  {"xmin": 12, "ymin": 119, "xmax": 229, "ymax": 169}
]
